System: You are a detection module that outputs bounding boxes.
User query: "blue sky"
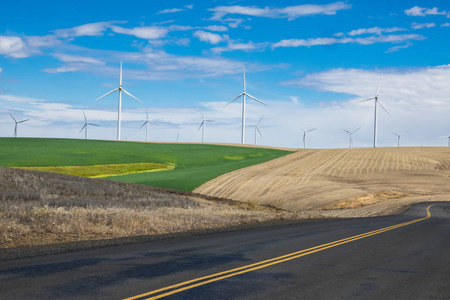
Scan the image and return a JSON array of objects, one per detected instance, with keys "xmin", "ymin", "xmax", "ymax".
[{"xmin": 1, "ymin": 0, "xmax": 450, "ymax": 148}]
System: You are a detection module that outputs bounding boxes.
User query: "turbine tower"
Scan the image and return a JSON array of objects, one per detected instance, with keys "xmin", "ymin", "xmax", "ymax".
[
  {"xmin": 392, "ymin": 130, "xmax": 407, "ymax": 147},
  {"xmin": 299, "ymin": 126, "xmax": 316, "ymax": 149},
  {"xmin": 96, "ymin": 61, "xmax": 142, "ymax": 141},
  {"xmin": 9, "ymin": 113, "xmax": 29, "ymax": 138},
  {"xmin": 224, "ymin": 68, "xmax": 266, "ymax": 144},
  {"xmin": 250, "ymin": 116, "xmax": 263, "ymax": 145},
  {"xmin": 342, "ymin": 127, "xmax": 360, "ymax": 148},
  {"xmin": 139, "ymin": 108, "xmax": 158, "ymax": 142},
  {"xmin": 358, "ymin": 80, "xmax": 390, "ymax": 148},
  {"xmin": 439, "ymin": 135, "xmax": 450, "ymax": 147},
  {"xmin": 80, "ymin": 111, "xmax": 98, "ymax": 140},
  {"xmin": 198, "ymin": 113, "xmax": 215, "ymax": 143}
]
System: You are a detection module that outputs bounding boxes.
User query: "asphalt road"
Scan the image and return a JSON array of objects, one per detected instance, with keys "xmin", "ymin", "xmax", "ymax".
[{"xmin": 0, "ymin": 202, "xmax": 449, "ymax": 300}]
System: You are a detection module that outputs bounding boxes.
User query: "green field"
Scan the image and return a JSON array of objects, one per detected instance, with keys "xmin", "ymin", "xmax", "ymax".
[{"xmin": 0, "ymin": 138, "xmax": 293, "ymax": 191}]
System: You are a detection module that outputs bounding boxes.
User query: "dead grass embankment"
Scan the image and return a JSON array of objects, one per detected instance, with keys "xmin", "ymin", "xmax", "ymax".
[{"xmin": 0, "ymin": 167, "xmax": 308, "ymax": 251}]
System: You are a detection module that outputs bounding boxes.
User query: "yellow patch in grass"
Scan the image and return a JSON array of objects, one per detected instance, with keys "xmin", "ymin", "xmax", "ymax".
[{"xmin": 20, "ymin": 163, "xmax": 174, "ymax": 178}]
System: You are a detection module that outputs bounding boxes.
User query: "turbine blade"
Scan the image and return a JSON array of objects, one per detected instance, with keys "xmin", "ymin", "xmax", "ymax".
[
  {"xmin": 149, "ymin": 122, "xmax": 159, "ymax": 126},
  {"xmin": 198, "ymin": 121, "xmax": 204, "ymax": 131},
  {"xmin": 245, "ymin": 93, "xmax": 267, "ymax": 106},
  {"xmin": 17, "ymin": 119, "xmax": 30, "ymax": 123},
  {"xmin": 96, "ymin": 88, "xmax": 119, "ymax": 101},
  {"xmin": 79, "ymin": 124, "xmax": 87, "ymax": 133},
  {"xmin": 8, "ymin": 113, "xmax": 16, "ymax": 122},
  {"xmin": 342, "ymin": 129, "xmax": 350, "ymax": 134},
  {"xmin": 375, "ymin": 78, "xmax": 382, "ymax": 97},
  {"xmin": 256, "ymin": 127, "xmax": 262, "ymax": 137},
  {"xmin": 353, "ymin": 127, "xmax": 361, "ymax": 134},
  {"xmin": 243, "ymin": 67, "xmax": 246, "ymax": 92},
  {"xmin": 357, "ymin": 97, "xmax": 375, "ymax": 103},
  {"xmin": 122, "ymin": 88, "xmax": 142, "ymax": 103},
  {"xmin": 224, "ymin": 93, "xmax": 243, "ymax": 107},
  {"xmin": 298, "ymin": 125, "xmax": 305, "ymax": 133},
  {"xmin": 140, "ymin": 121, "xmax": 148, "ymax": 129},
  {"xmin": 120, "ymin": 61, "xmax": 123, "ymax": 86},
  {"xmin": 201, "ymin": 112, "xmax": 204, "ymax": 119},
  {"xmin": 257, "ymin": 116, "xmax": 263, "ymax": 125},
  {"xmin": 206, "ymin": 120, "xmax": 215, "ymax": 122},
  {"xmin": 146, "ymin": 108, "xmax": 149, "ymax": 119},
  {"xmin": 307, "ymin": 128, "xmax": 317, "ymax": 132},
  {"xmin": 377, "ymin": 100, "xmax": 390, "ymax": 116},
  {"xmin": 88, "ymin": 123, "xmax": 99, "ymax": 126},
  {"xmin": 400, "ymin": 129, "xmax": 407, "ymax": 135},
  {"xmin": 83, "ymin": 111, "xmax": 87, "ymax": 122}
]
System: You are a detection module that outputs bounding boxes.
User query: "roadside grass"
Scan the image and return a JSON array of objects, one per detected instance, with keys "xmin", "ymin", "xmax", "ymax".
[
  {"xmin": 0, "ymin": 138, "xmax": 292, "ymax": 191},
  {"xmin": 0, "ymin": 167, "xmax": 304, "ymax": 249}
]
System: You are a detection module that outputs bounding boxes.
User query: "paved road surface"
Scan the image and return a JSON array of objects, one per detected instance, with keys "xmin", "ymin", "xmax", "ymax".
[{"xmin": 0, "ymin": 202, "xmax": 449, "ymax": 299}]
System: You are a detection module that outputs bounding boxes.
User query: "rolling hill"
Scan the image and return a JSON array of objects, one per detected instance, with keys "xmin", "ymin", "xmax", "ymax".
[{"xmin": 194, "ymin": 147, "xmax": 450, "ymax": 217}]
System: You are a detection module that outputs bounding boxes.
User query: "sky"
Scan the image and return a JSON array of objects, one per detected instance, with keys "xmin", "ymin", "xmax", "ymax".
[{"xmin": 1, "ymin": 0, "xmax": 450, "ymax": 148}]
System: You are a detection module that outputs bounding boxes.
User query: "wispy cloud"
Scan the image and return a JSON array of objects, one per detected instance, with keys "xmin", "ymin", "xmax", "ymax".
[
  {"xmin": 405, "ymin": 6, "xmax": 449, "ymax": 17},
  {"xmin": 209, "ymin": 2, "xmax": 351, "ymax": 21},
  {"xmin": 272, "ymin": 34, "xmax": 425, "ymax": 48},
  {"xmin": 211, "ymin": 37, "xmax": 268, "ymax": 53},
  {"xmin": 157, "ymin": 4, "xmax": 193, "ymax": 14},
  {"xmin": 193, "ymin": 30, "xmax": 224, "ymax": 44},
  {"xmin": 345, "ymin": 26, "xmax": 407, "ymax": 36},
  {"xmin": 53, "ymin": 21, "xmax": 125, "ymax": 38},
  {"xmin": 411, "ymin": 22, "xmax": 436, "ymax": 30},
  {"xmin": 111, "ymin": 25, "xmax": 169, "ymax": 39}
]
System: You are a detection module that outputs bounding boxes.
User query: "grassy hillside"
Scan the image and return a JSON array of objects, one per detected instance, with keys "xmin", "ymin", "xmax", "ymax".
[
  {"xmin": 195, "ymin": 147, "xmax": 450, "ymax": 216},
  {"xmin": 0, "ymin": 138, "xmax": 292, "ymax": 191}
]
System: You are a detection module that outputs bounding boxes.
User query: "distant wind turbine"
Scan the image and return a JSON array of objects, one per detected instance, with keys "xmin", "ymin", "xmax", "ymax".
[
  {"xmin": 249, "ymin": 116, "xmax": 263, "ymax": 145},
  {"xmin": 299, "ymin": 126, "xmax": 316, "ymax": 149},
  {"xmin": 342, "ymin": 127, "xmax": 360, "ymax": 148},
  {"xmin": 139, "ymin": 108, "xmax": 158, "ymax": 142},
  {"xmin": 392, "ymin": 129, "xmax": 407, "ymax": 147},
  {"xmin": 176, "ymin": 132, "xmax": 179, "ymax": 142},
  {"xmin": 95, "ymin": 61, "xmax": 142, "ymax": 141},
  {"xmin": 224, "ymin": 67, "xmax": 266, "ymax": 144},
  {"xmin": 80, "ymin": 111, "xmax": 98, "ymax": 140},
  {"xmin": 439, "ymin": 135, "xmax": 450, "ymax": 147},
  {"xmin": 358, "ymin": 79, "xmax": 390, "ymax": 148},
  {"xmin": 9, "ymin": 113, "xmax": 29, "ymax": 138},
  {"xmin": 198, "ymin": 113, "xmax": 215, "ymax": 142}
]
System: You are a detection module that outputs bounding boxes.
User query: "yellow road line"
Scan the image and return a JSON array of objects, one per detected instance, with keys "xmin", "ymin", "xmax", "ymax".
[{"xmin": 124, "ymin": 205, "xmax": 433, "ymax": 300}]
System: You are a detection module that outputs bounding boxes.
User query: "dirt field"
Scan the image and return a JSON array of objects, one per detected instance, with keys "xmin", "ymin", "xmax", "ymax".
[{"xmin": 194, "ymin": 147, "xmax": 450, "ymax": 217}]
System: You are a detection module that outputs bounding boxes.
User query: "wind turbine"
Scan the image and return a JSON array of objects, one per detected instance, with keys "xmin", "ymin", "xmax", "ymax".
[
  {"xmin": 198, "ymin": 113, "xmax": 215, "ymax": 142},
  {"xmin": 9, "ymin": 113, "xmax": 29, "ymax": 138},
  {"xmin": 392, "ymin": 129, "xmax": 407, "ymax": 147},
  {"xmin": 439, "ymin": 135, "xmax": 450, "ymax": 147},
  {"xmin": 224, "ymin": 68, "xmax": 266, "ymax": 144},
  {"xmin": 299, "ymin": 126, "xmax": 316, "ymax": 149},
  {"xmin": 139, "ymin": 108, "xmax": 158, "ymax": 142},
  {"xmin": 358, "ymin": 79, "xmax": 390, "ymax": 148},
  {"xmin": 80, "ymin": 111, "xmax": 99, "ymax": 140},
  {"xmin": 342, "ymin": 127, "xmax": 360, "ymax": 148},
  {"xmin": 95, "ymin": 61, "xmax": 142, "ymax": 141},
  {"xmin": 249, "ymin": 116, "xmax": 263, "ymax": 145}
]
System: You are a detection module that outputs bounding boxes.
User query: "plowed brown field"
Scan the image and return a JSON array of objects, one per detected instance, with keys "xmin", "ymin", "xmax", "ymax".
[{"xmin": 194, "ymin": 147, "xmax": 450, "ymax": 217}]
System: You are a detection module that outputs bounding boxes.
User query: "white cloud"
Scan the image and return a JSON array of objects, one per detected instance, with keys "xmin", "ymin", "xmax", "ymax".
[
  {"xmin": 211, "ymin": 36, "xmax": 268, "ymax": 53},
  {"xmin": 157, "ymin": 4, "xmax": 193, "ymax": 14},
  {"xmin": 54, "ymin": 21, "xmax": 124, "ymax": 38},
  {"xmin": 272, "ymin": 34, "xmax": 425, "ymax": 48},
  {"xmin": 111, "ymin": 25, "xmax": 169, "ymax": 39},
  {"xmin": 441, "ymin": 23, "xmax": 450, "ymax": 27},
  {"xmin": 209, "ymin": 2, "xmax": 351, "ymax": 21},
  {"xmin": 347, "ymin": 27, "xmax": 407, "ymax": 36},
  {"xmin": 0, "ymin": 36, "xmax": 32, "ymax": 58},
  {"xmin": 203, "ymin": 25, "xmax": 228, "ymax": 32},
  {"xmin": 411, "ymin": 22, "xmax": 436, "ymax": 30},
  {"xmin": 193, "ymin": 30, "xmax": 224, "ymax": 44},
  {"xmin": 53, "ymin": 54, "xmax": 105, "ymax": 65},
  {"xmin": 405, "ymin": 6, "xmax": 448, "ymax": 17}
]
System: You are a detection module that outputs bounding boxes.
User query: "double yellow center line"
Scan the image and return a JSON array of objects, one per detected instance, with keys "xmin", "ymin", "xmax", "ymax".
[{"xmin": 125, "ymin": 205, "xmax": 433, "ymax": 300}]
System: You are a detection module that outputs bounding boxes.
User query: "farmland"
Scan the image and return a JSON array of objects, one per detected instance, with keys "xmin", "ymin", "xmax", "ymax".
[
  {"xmin": 0, "ymin": 138, "xmax": 292, "ymax": 191},
  {"xmin": 195, "ymin": 147, "xmax": 450, "ymax": 217}
]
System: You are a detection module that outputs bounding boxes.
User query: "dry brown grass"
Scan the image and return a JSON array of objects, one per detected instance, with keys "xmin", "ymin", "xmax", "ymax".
[
  {"xmin": 194, "ymin": 147, "xmax": 450, "ymax": 217},
  {"xmin": 0, "ymin": 167, "xmax": 303, "ymax": 249}
]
